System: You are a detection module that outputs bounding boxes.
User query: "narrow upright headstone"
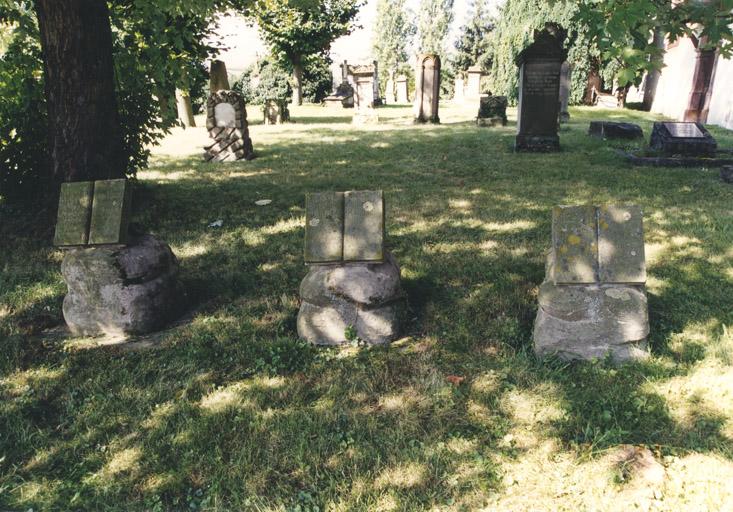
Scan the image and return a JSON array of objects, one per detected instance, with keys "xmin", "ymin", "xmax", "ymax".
[
  {"xmin": 558, "ymin": 61, "xmax": 571, "ymax": 123},
  {"xmin": 414, "ymin": 54, "xmax": 441, "ymax": 123},
  {"xmin": 466, "ymin": 65, "xmax": 483, "ymax": 98},
  {"xmin": 344, "ymin": 190, "xmax": 384, "ymax": 262},
  {"xmin": 454, "ymin": 77, "xmax": 465, "ymax": 102},
  {"xmin": 304, "ymin": 192, "xmax": 344, "ymax": 263},
  {"xmin": 209, "ymin": 60, "xmax": 230, "ymax": 93},
  {"xmin": 54, "ymin": 181, "xmax": 94, "ymax": 247},
  {"xmin": 515, "ymin": 26, "xmax": 566, "ymax": 151},
  {"xmin": 396, "ymin": 76, "xmax": 409, "ymax": 103},
  {"xmin": 352, "ymin": 63, "xmax": 379, "ymax": 124},
  {"xmin": 372, "ymin": 60, "xmax": 381, "ymax": 106},
  {"xmin": 88, "ymin": 178, "xmax": 132, "ymax": 245}
]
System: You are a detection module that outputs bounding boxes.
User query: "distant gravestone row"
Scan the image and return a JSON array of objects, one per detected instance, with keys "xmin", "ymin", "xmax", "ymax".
[{"xmin": 203, "ymin": 90, "xmax": 255, "ymax": 162}]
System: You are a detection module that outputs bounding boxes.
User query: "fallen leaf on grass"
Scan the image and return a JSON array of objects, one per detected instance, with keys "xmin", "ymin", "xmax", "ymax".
[{"xmin": 445, "ymin": 375, "xmax": 465, "ymax": 386}]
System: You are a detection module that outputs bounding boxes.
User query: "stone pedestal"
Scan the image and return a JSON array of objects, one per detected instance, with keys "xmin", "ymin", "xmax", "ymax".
[
  {"xmin": 61, "ymin": 234, "xmax": 185, "ymax": 336},
  {"xmin": 263, "ymin": 100, "xmax": 290, "ymax": 125},
  {"xmin": 324, "ymin": 82, "xmax": 354, "ymax": 108},
  {"xmin": 533, "ymin": 205, "xmax": 650, "ymax": 363},
  {"xmin": 465, "ymin": 65, "xmax": 483, "ymax": 99},
  {"xmin": 204, "ymin": 90, "xmax": 254, "ymax": 161},
  {"xmin": 515, "ymin": 27, "xmax": 566, "ymax": 152},
  {"xmin": 396, "ymin": 76, "xmax": 409, "ymax": 103},
  {"xmin": 297, "ymin": 253, "xmax": 404, "ymax": 345}
]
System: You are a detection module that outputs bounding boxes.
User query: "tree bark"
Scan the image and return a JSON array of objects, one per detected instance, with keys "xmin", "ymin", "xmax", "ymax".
[
  {"xmin": 35, "ymin": 0, "xmax": 126, "ymax": 183},
  {"xmin": 176, "ymin": 89, "xmax": 196, "ymax": 127},
  {"xmin": 291, "ymin": 61, "xmax": 304, "ymax": 106},
  {"xmin": 642, "ymin": 29, "xmax": 665, "ymax": 111}
]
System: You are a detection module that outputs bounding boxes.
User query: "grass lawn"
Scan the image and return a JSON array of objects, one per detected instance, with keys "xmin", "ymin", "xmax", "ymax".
[{"xmin": 1, "ymin": 102, "xmax": 732, "ymax": 511}]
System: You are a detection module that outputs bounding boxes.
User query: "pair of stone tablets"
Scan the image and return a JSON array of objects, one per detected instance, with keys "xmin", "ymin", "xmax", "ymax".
[
  {"xmin": 551, "ymin": 205, "xmax": 646, "ymax": 285},
  {"xmin": 54, "ymin": 179, "xmax": 131, "ymax": 247},
  {"xmin": 304, "ymin": 190, "xmax": 384, "ymax": 263}
]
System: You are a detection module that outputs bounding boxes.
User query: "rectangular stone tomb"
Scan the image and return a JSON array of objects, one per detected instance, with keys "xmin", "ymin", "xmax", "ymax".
[
  {"xmin": 304, "ymin": 190, "xmax": 384, "ymax": 264},
  {"xmin": 649, "ymin": 122, "xmax": 716, "ymax": 157},
  {"xmin": 551, "ymin": 205, "xmax": 645, "ymax": 285},
  {"xmin": 54, "ymin": 179, "xmax": 131, "ymax": 247}
]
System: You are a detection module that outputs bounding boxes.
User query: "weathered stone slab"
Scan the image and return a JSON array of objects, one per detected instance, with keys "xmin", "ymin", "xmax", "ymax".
[
  {"xmin": 304, "ymin": 192, "xmax": 344, "ymax": 263},
  {"xmin": 588, "ymin": 121, "xmax": 643, "ymax": 140},
  {"xmin": 649, "ymin": 122, "xmax": 717, "ymax": 157},
  {"xmin": 598, "ymin": 205, "xmax": 646, "ymax": 284},
  {"xmin": 722, "ymin": 166, "xmax": 733, "ymax": 183},
  {"xmin": 54, "ymin": 181, "xmax": 94, "ymax": 246},
  {"xmin": 477, "ymin": 96, "xmax": 508, "ymax": 126},
  {"xmin": 344, "ymin": 190, "xmax": 384, "ymax": 262},
  {"xmin": 88, "ymin": 179, "xmax": 131, "ymax": 245},
  {"xmin": 551, "ymin": 205, "xmax": 597, "ymax": 284}
]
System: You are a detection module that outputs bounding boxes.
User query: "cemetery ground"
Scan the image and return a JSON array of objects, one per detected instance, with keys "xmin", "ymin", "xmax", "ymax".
[{"xmin": 1, "ymin": 103, "xmax": 733, "ymax": 511}]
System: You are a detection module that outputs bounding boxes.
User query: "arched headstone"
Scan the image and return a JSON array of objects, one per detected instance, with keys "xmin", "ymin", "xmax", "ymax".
[
  {"xmin": 204, "ymin": 90, "xmax": 254, "ymax": 162},
  {"xmin": 414, "ymin": 54, "xmax": 441, "ymax": 123}
]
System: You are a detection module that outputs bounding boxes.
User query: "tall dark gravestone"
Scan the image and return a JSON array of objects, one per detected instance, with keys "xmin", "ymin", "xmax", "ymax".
[
  {"xmin": 414, "ymin": 54, "xmax": 441, "ymax": 124},
  {"xmin": 515, "ymin": 27, "xmax": 566, "ymax": 152}
]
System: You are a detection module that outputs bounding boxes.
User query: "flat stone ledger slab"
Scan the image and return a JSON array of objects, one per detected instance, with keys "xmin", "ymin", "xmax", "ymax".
[
  {"xmin": 54, "ymin": 179, "xmax": 131, "ymax": 247},
  {"xmin": 515, "ymin": 29, "xmax": 566, "ymax": 152},
  {"xmin": 304, "ymin": 190, "xmax": 384, "ymax": 264},
  {"xmin": 61, "ymin": 234, "xmax": 185, "ymax": 336},
  {"xmin": 588, "ymin": 121, "xmax": 644, "ymax": 140},
  {"xmin": 535, "ymin": 204, "xmax": 649, "ymax": 363},
  {"xmin": 204, "ymin": 90, "xmax": 254, "ymax": 162},
  {"xmin": 297, "ymin": 252, "xmax": 404, "ymax": 345},
  {"xmin": 649, "ymin": 122, "xmax": 717, "ymax": 157},
  {"xmin": 414, "ymin": 54, "xmax": 441, "ymax": 123}
]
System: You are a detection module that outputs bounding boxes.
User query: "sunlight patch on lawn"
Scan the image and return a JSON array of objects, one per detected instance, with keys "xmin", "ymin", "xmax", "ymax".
[
  {"xmin": 375, "ymin": 462, "xmax": 426, "ymax": 490},
  {"xmin": 260, "ymin": 217, "xmax": 302, "ymax": 235},
  {"xmin": 449, "ymin": 198, "xmax": 473, "ymax": 210},
  {"xmin": 94, "ymin": 447, "xmax": 142, "ymax": 480},
  {"xmin": 139, "ymin": 169, "xmax": 196, "ymax": 181},
  {"xmin": 663, "ymin": 453, "xmax": 733, "ymax": 508},
  {"xmin": 200, "ymin": 382, "xmax": 251, "ymax": 413},
  {"xmin": 141, "ymin": 401, "xmax": 177, "ymax": 430}
]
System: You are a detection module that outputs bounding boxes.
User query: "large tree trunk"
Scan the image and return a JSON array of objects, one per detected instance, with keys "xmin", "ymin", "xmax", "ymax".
[
  {"xmin": 642, "ymin": 29, "xmax": 665, "ymax": 111},
  {"xmin": 683, "ymin": 37, "xmax": 717, "ymax": 123},
  {"xmin": 35, "ymin": 0, "xmax": 126, "ymax": 183},
  {"xmin": 175, "ymin": 89, "xmax": 196, "ymax": 127},
  {"xmin": 291, "ymin": 61, "xmax": 304, "ymax": 106}
]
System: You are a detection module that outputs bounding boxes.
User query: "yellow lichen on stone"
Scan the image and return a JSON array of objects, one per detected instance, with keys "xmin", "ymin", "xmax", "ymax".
[{"xmin": 567, "ymin": 234, "xmax": 581, "ymax": 245}]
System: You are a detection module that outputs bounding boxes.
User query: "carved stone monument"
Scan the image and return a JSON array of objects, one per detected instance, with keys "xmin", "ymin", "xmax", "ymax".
[
  {"xmin": 203, "ymin": 90, "xmax": 254, "ymax": 162},
  {"xmin": 649, "ymin": 122, "xmax": 717, "ymax": 157},
  {"xmin": 533, "ymin": 205, "xmax": 650, "ymax": 362},
  {"xmin": 209, "ymin": 60, "xmax": 230, "ymax": 93},
  {"xmin": 264, "ymin": 100, "xmax": 290, "ymax": 125},
  {"xmin": 465, "ymin": 65, "xmax": 484, "ymax": 99},
  {"xmin": 324, "ymin": 60, "xmax": 355, "ymax": 108},
  {"xmin": 558, "ymin": 61, "xmax": 571, "ymax": 123},
  {"xmin": 588, "ymin": 121, "xmax": 643, "ymax": 139},
  {"xmin": 298, "ymin": 191, "xmax": 404, "ymax": 345},
  {"xmin": 414, "ymin": 54, "xmax": 441, "ymax": 123},
  {"xmin": 515, "ymin": 27, "xmax": 566, "ymax": 151},
  {"xmin": 352, "ymin": 63, "xmax": 379, "ymax": 124},
  {"xmin": 454, "ymin": 77, "xmax": 465, "ymax": 102},
  {"xmin": 477, "ymin": 95, "xmax": 508, "ymax": 127},
  {"xmin": 396, "ymin": 76, "xmax": 409, "ymax": 103},
  {"xmin": 385, "ymin": 76, "xmax": 396, "ymax": 104},
  {"xmin": 54, "ymin": 179, "xmax": 184, "ymax": 336}
]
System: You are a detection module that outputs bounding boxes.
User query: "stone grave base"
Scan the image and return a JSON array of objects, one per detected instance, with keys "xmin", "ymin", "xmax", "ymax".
[
  {"xmin": 477, "ymin": 116, "xmax": 506, "ymax": 127},
  {"xmin": 616, "ymin": 149, "xmax": 733, "ymax": 168},
  {"xmin": 534, "ymin": 280, "xmax": 650, "ymax": 363},
  {"xmin": 722, "ymin": 166, "xmax": 733, "ymax": 183},
  {"xmin": 559, "ymin": 112, "xmax": 571, "ymax": 123},
  {"xmin": 588, "ymin": 121, "xmax": 643, "ymax": 139},
  {"xmin": 298, "ymin": 252, "xmax": 404, "ymax": 345},
  {"xmin": 515, "ymin": 134, "xmax": 560, "ymax": 152},
  {"xmin": 352, "ymin": 112, "xmax": 379, "ymax": 125},
  {"xmin": 61, "ymin": 234, "xmax": 185, "ymax": 336},
  {"xmin": 203, "ymin": 128, "xmax": 254, "ymax": 162}
]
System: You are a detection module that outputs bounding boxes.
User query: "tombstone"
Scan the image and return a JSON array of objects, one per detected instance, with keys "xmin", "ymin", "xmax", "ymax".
[
  {"xmin": 324, "ymin": 60, "xmax": 355, "ymax": 108},
  {"xmin": 372, "ymin": 60, "xmax": 382, "ymax": 106},
  {"xmin": 396, "ymin": 76, "xmax": 409, "ymax": 103},
  {"xmin": 209, "ymin": 60, "xmax": 230, "ymax": 93},
  {"xmin": 298, "ymin": 191, "xmax": 404, "ymax": 345},
  {"xmin": 533, "ymin": 205, "xmax": 650, "ymax": 363},
  {"xmin": 649, "ymin": 122, "xmax": 717, "ymax": 157},
  {"xmin": 263, "ymin": 99, "xmax": 290, "ymax": 125},
  {"xmin": 721, "ymin": 166, "xmax": 733, "ymax": 183},
  {"xmin": 54, "ymin": 180, "xmax": 184, "ymax": 336},
  {"xmin": 465, "ymin": 65, "xmax": 483, "ymax": 98},
  {"xmin": 515, "ymin": 26, "xmax": 566, "ymax": 152},
  {"xmin": 352, "ymin": 63, "xmax": 379, "ymax": 124},
  {"xmin": 414, "ymin": 54, "xmax": 440, "ymax": 124},
  {"xmin": 476, "ymin": 95, "xmax": 508, "ymax": 127},
  {"xmin": 385, "ymin": 76, "xmax": 396, "ymax": 104},
  {"xmin": 588, "ymin": 121, "xmax": 643, "ymax": 140},
  {"xmin": 558, "ymin": 61, "xmax": 571, "ymax": 123},
  {"xmin": 203, "ymin": 90, "xmax": 254, "ymax": 162},
  {"xmin": 454, "ymin": 77, "xmax": 465, "ymax": 102}
]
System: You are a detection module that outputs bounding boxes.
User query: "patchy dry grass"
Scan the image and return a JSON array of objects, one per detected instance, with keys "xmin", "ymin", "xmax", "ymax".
[{"xmin": 1, "ymin": 102, "xmax": 732, "ymax": 511}]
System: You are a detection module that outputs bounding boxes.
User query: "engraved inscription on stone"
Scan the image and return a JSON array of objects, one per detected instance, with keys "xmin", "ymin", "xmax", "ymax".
[
  {"xmin": 524, "ymin": 62, "xmax": 559, "ymax": 96},
  {"xmin": 344, "ymin": 190, "xmax": 384, "ymax": 262},
  {"xmin": 88, "ymin": 179, "xmax": 131, "ymax": 245},
  {"xmin": 215, "ymin": 102, "xmax": 237, "ymax": 128},
  {"xmin": 664, "ymin": 122, "xmax": 705, "ymax": 139},
  {"xmin": 54, "ymin": 181, "xmax": 94, "ymax": 246},
  {"xmin": 598, "ymin": 205, "xmax": 646, "ymax": 284},
  {"xmin": 551, "ymin": 205, "xmax": 598, "ymax": 284},
  {"xmin": 304, "ymin": 192, "xmax": 344, "ymax": 263}
]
